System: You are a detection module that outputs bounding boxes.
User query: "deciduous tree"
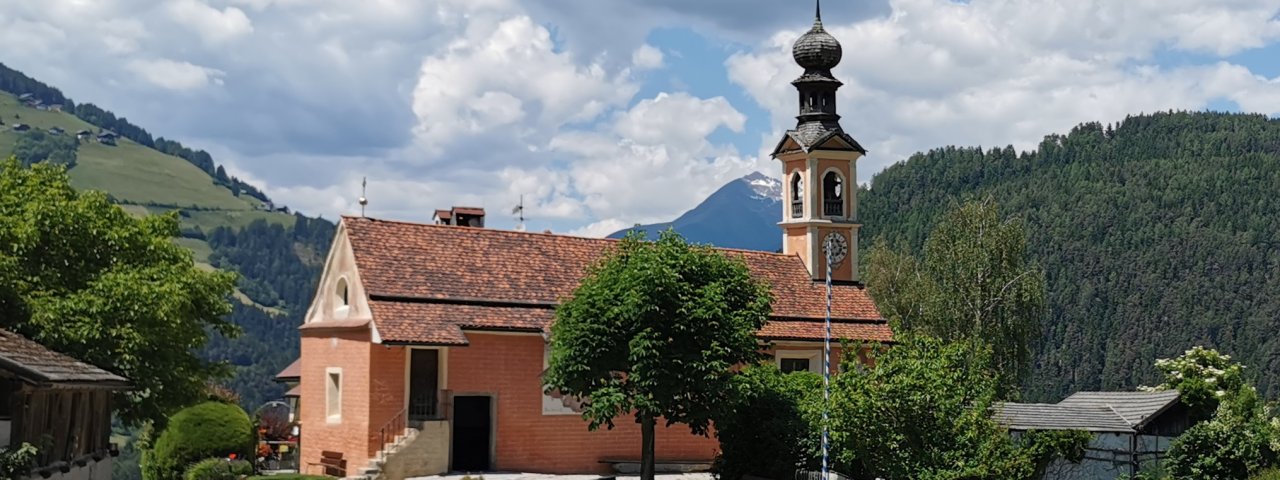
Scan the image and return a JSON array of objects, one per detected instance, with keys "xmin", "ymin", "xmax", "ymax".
[
  {"xmin": 544, "ymin": 230, "xmax": 772, "ymax": 480},
  {"xmin": 866, "ymin": 197, "xmax": 1045, "ymax": 397},
  {"xmin": 0, "ymin": 158, "xmax": 238, "ymax": 425}
]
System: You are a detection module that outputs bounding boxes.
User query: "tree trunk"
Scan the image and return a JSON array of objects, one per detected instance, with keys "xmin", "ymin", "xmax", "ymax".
[{"xmin": 641, "ymin": 413, "xmax": 656, "ymax": 480}]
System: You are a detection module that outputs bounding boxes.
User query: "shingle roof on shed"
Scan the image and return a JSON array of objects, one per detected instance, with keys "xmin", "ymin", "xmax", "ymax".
[
  {"xmin": 1059, "ymin": 390, "xmax": 1181, "ymax": 429},
  {"xmin": 994, "ymin": 390, "xmax": 1182, "ymax": 433},
  {"xmin": 0, "ymin": 329, "xmax": 128, "ymax": 387}
]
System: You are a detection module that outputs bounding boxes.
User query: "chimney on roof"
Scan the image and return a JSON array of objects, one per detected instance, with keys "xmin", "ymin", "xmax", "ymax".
[{"xmin": 434, "ymin": 206, "xmax": 485, "ymax": 227}]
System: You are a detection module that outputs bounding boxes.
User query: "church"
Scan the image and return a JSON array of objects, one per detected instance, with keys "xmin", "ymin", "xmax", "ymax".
[{"xmin": 291, "ymin": 4, "xmax": 889, "ymax": 477}]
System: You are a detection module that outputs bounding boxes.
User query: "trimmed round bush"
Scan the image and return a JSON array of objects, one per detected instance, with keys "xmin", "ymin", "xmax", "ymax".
[
  {"xmin": 142, "ymin": 402, "xmax": 255, "ymax": 480},
  {"xmin": 184, "ymin": 458, "xmax": 252, "ymax": 480}
]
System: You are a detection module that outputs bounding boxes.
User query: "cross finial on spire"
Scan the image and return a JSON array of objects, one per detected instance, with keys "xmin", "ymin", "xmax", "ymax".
[{"xmin": 358, "ymin": 176, "xmax": 368, "ymax": 217}]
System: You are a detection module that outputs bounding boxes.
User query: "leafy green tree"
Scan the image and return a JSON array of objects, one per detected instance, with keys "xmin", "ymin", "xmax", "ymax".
[
  {"xmin": 0, "ymin": 158, "xmax": 238, "ymax": 425},
  {"xmin": 1166, "ymin": 385, "xmax": 1280, "ymax": 480},
  {"xmin": 866, "ymin": 197, "xmax": 1045, "ymax": 397},
  {"xmin": 544, "ymin": 230, "xmax": 773, "ymax": 480},
  {"xmin": 829, "ymin": 335, "xmax": 1086, "ymax": 480},
  {"xmin": 714, "ymin": 365, "xmax": 823, "ymax": 480}
]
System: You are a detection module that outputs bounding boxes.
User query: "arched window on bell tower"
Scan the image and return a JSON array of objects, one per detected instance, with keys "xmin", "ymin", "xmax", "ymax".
[
  {"xmin": 790, "ymin": 172, "xmax": 803, "ymax": 218},
  {"xmin": 823, "ymin": 171, "xmax": 844, "ymax": 217}
]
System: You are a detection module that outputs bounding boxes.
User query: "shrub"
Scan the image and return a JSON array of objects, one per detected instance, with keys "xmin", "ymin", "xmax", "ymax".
[
  {"xmin": 1166, "ymin": 386, "xmax": 1279, "ymax": 480},
  {"xmin": 142, "ymin": 402, "xmax": 256, "ymax": 480},
  {"xmin": 184, "ymin": 458, "xmax": 252, "ymax": 480},
  {"xmin": 713, "ymin": 364, "xmax": 823, "ymax": 480},
  {"xmin": 1252, "ymin": 469, "xmax": 1280, "ymax": 480}
]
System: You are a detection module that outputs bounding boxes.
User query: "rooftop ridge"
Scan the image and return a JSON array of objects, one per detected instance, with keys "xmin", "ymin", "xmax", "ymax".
[{"xmin": 342, "ymin": 215, "xmax": 802, "ymax": 259}]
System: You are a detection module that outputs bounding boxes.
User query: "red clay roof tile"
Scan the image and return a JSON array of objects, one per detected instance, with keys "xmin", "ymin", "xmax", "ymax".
[
  {"xmin": 275, "ymin": 358, "xmax": 301, "ymax": 381},
  {"xmin": 342, "ymin": 217, "xmax": 890, "ymax": 344}
]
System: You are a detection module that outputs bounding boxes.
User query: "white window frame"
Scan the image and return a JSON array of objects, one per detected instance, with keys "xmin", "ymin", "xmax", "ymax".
[
  {"xmin": 541, "ymin": 343, "xmax": 581, "ymax": 416},
  {"xmin": 776, "ymin": 350, "xmax": 822, "ymax": 374},
  {"xmin": 325, "ymin": 367, "xmax": 343, "ymax": 424}
]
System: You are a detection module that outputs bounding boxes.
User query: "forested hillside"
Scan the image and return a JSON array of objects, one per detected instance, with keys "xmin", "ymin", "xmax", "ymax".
[
  {"xmin": 0, "ymin": 62, "xmax": 332, "ymax": 410},
  {"xmin": 859, "ymin": 111, "xmax": 1280, "ymax": 402}
]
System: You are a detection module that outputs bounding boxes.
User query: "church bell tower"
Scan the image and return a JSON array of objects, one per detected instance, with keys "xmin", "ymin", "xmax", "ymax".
[{"xmin": 772, "ymin": 0, "xmax": 866, "ymax": 283}]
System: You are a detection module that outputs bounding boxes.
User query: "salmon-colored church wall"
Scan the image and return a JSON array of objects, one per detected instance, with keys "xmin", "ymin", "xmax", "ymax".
[
  {"xmin": 447, "ymin": 333, "xmax": 720, "ymax": 474},
  {"xmin": 299, "ymin": 328, "xmax": 375, "ymax": 474}
]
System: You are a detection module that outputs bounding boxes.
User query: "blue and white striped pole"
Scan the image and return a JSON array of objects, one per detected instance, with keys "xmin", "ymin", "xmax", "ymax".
[{"xmin": 822, "ymin": 245, "xmax": 833, "ymax": 480}]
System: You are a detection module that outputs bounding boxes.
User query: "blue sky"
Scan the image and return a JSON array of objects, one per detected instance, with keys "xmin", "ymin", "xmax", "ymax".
[{"xmin": 2, "ymin": 0, "xmax": 1279, "ymax": 236}]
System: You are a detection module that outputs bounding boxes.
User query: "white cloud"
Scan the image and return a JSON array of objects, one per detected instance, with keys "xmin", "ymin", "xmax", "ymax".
[
  {"xmin": 631, "ymin": 44, "xmax": 665, "ymax": 70},
  {"xmin": 613, "ymin": 92, "xmax": 745, "ymax": 147},
  {"xmin": 410, "ymin": 16, "xmax": 640, "ymax": 156},
  {"xmin": 728, "ymin": 0, "xmax": 1280, "ymax": 181},
  {"xmin": 7, "ymin": 0, "xmax": 1280, "ymax": 236},
  {"xmin": 126, "ymin": 58, "xmax": 225, "ymax": 91},
  {"xmin": 167, "ymin": 0, "xmax": 253, "ymax": 45}
]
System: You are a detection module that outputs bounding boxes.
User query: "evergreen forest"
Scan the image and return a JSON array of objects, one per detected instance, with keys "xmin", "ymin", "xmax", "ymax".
[{"xmin": 859, "ymin": 111, "xmax": 1280, "ymax": 401}]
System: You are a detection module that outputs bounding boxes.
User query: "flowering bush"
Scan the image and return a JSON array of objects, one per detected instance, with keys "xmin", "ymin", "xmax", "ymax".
[{"xmin": 1146, "ymin": 346, "xmax": 1245, "ymax": 421}]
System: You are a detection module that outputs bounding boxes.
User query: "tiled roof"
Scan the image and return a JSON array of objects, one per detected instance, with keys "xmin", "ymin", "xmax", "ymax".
[
  {"xmin": 452, "ymin": 207, "xmax": 486, "ymax": 216},
  {"xmin": 343, "ymin": 217, "xmax": 890, "ymax": 345},
  {"xmin": 0, "ymin": 329, "xmax": 129, "ymax": 387},
  {"xmin": 275, "ymin": 359, "xmax": 301, "ymax": 381},
  {"xmin": 993, "ymin": 403, "xmax": 1135, "ymax": 433},
  {"xmin": 342, "ymin": 217, "xmax": 888, "ymax": 345},
  {"xmin": 370, "ymin": 301, "xmax": 553, "ymax": 345},
  {"xmin": 284, "ymin": 385, "xmax": 301, "ymax": 397},
  {"xmin": 1059, "ymin": 390, "xmax": 1181, "ymax": 428},
  {"xmin": 994, "ymin": 390, "xmax": 1182, "ymax": 433},
  {"xmin": 759, "ymin": 320, "xmax": 893, "ymax": 343}
]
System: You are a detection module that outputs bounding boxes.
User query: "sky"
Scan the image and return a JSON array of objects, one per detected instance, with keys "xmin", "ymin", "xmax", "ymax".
[{"xmin": 2, "ymin": 0, "xmax": 1280, "ymax": 236}]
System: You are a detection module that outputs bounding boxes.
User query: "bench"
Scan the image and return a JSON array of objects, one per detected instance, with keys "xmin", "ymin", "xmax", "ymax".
[
  {"xmin": 306, "ymin": 450, "xmax": 346, "ymax": 477},
  {"xmin": 599, "ymin": 459, "xmax": 712, "ymax": 475}
]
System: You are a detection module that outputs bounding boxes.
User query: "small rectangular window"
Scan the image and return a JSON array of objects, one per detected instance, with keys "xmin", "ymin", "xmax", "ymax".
[
  {"xmin": 780, "ymin": 358, "xmax": 812, "ymax": 374},
  {"xmin": 326, "ymin": 369, "xmax": 342, "ymax": 423},
  {"xmin": 777, "ymin": 350, "xmax": 821, "ymax": 374},
  {"xmin": 0, "ymin": 379, "xmax": 14, "ymax": 419}
]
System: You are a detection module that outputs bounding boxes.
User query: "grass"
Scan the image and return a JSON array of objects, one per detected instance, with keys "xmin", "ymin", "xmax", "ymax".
[
  {"xmin": 0, "ymin": 94, "xmax": 256, "ymax": 211},
  {"xmin": 247, "ymin": 475, "xmax": 331, "ymax": 480},
  {"xmin": 173, "ymin": 237, "xmax": 215, "ymax": 263}
]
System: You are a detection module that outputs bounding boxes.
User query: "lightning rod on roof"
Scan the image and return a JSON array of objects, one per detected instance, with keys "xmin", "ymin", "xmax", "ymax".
[{"xmin": 358, "ymin": 177, "xmax": 368, "ymax": 218}]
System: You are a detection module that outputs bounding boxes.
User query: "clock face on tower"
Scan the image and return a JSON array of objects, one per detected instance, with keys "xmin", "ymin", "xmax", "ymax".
[{"xmin": 823, "ymin": 232, "xmax": 848, "ymax": 266}]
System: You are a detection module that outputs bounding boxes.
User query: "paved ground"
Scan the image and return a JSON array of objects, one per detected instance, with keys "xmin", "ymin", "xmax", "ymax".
[{"xmin": 409, "ymin": 473, "xmax": 714, "ymax": 480}]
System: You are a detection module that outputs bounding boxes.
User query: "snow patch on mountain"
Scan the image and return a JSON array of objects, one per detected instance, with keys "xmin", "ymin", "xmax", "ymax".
[{"xmin": 741, "ymin": 171, "xmax": 781, "ymax": 201}]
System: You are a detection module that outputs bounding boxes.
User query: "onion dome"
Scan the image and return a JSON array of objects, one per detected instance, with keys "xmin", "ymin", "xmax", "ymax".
[{"xmin": 792, "ymin": 0, "xmax": 842, "ymax": 70}]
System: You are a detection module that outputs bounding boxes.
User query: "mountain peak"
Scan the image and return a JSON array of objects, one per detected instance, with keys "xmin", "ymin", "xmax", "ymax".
[{"xmin": 739, "ymin": 171, "xmax": 781, "ymax": 200}]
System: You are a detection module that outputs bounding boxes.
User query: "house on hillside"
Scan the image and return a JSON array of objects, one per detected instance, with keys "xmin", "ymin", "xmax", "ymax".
[
  {"xmin": 47, "ymin": 126, "xmax": 64, "ymax": 136},
  {"xmin": 96, "ymin": 130, "xmax": 117, "ymax": 146},
  {"xmin": 291, "ymin": 4, "xmax": 882, "ymax": 477},
  {"xmin": 75, "ymin": 130, "xmax": 91, "ymax": 142},
  {"xmin": 12, "ymin": 123, "xmax": 29, "ymax": 132},
  {"xmin": 0, "ymin": 329, "xmax": 129, "ymax": 480},
  {"xmin": 994, "ymin": 390, "xmax": 1191, "ymax": 480}
]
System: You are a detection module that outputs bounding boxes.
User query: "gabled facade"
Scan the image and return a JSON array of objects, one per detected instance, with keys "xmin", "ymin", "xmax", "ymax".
[{"xmin": 294, "ymin": 3, "xmax": 889, "ymax": 476}]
